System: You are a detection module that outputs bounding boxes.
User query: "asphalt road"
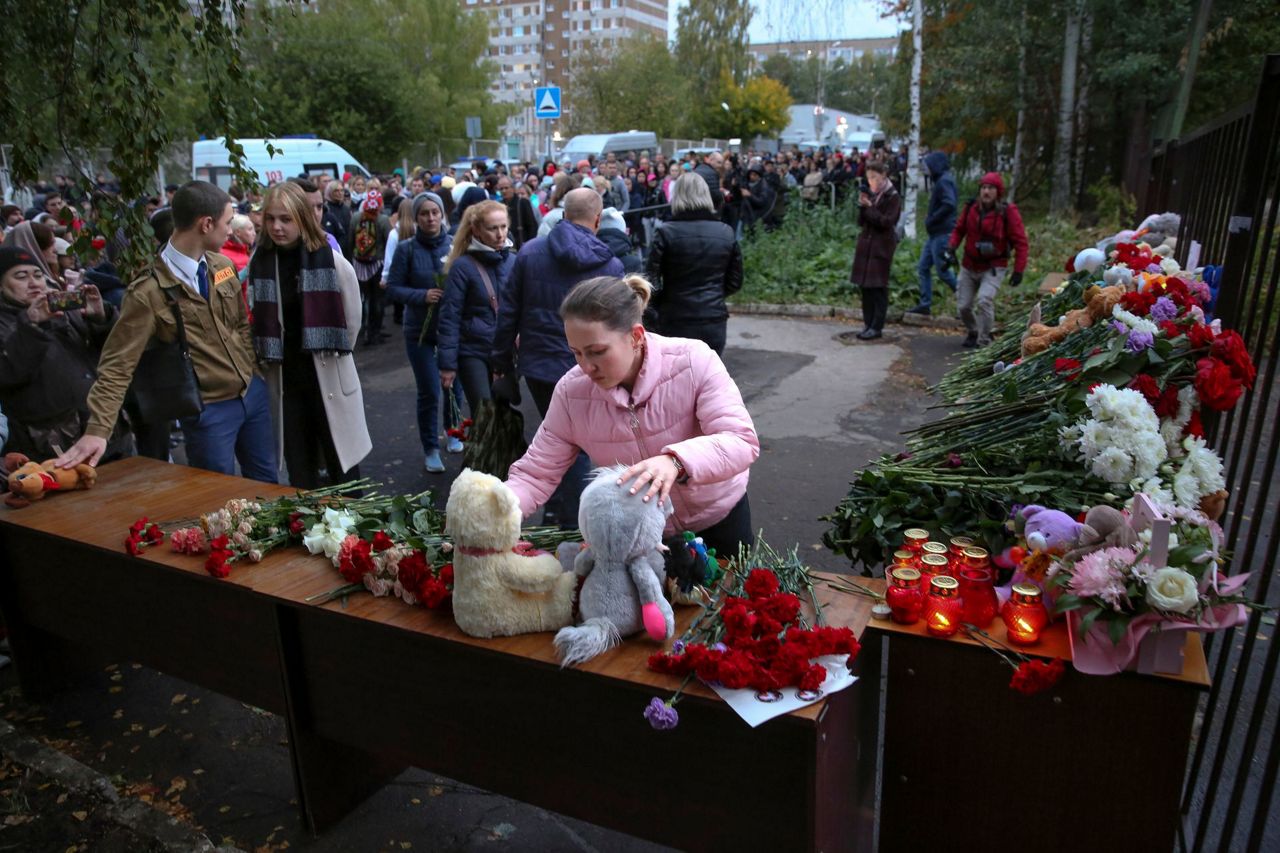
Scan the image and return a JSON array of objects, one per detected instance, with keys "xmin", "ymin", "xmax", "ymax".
[{"xmin": 0, "ymin": 315, "xmax": 966, "ymax": 852}]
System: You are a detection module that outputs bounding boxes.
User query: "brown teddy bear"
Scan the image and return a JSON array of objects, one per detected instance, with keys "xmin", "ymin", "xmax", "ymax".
[
  {"xmin": 1020, "ymin": 285, "xmax": 1127, "ymax": 357},
  {"xmin": 4, "ymin": 452, "xmax": 97, "ymax": 508}
]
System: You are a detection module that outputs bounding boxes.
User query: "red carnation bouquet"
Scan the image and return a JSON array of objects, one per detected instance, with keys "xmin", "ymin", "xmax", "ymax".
[{"xmin": 644, "ymin": 539, "xmax": 860, "ymax": 731}]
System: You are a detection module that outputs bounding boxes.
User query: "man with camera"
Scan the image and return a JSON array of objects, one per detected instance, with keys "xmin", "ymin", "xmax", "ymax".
[{"xmin": 944, "ymin": 172, "xmax": 1028, "ymax": 348}]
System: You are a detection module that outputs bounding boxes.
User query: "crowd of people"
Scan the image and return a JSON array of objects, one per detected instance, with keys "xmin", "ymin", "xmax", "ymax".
[{"xmin": 0, "ymin": 139, "xmax": 1025, "ymax": 551}]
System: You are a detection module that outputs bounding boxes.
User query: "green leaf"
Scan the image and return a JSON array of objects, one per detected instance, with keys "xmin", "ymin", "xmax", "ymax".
[
  {"xmin": 1108, "ymin": 616, "xmax": 1127, "ymax": 646},
  {"xmin": 1079, "ymin": 607, "xmax": 1103, "ymax": 636},
  {"xmin": 1053, "ymin": 594, "xmax": 1084, "ymax": 613}
]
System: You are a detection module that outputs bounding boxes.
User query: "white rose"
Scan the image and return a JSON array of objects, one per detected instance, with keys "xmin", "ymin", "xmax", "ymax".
[
  {"xmin": 322, "ymin": 529, "xmax": 348, "ymax": 560},
  {"xmin": 302, "ymin": 522, "xmax": 329, "ymax": 555},
  {"xmin": 1145, "ymin": 567, "xmax": 1199, "ymax": 614},
  {"xmin": 1159, "ymin": 258, "xmax": 1181, "ymax": 276}
]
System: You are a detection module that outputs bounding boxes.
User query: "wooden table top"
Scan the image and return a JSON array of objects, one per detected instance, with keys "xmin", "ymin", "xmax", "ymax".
[
  {"xmin": 0, "ymin": 457, "xmax": 875, "ymax": 721},
  {"xmin": 862, "ymin": 578, "xmax": 1211, "ymax": 688}
]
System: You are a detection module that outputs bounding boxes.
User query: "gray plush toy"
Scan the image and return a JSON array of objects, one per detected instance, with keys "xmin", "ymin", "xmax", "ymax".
[{"xmin": 554, "ymin": 465, "xmax": 676, "ymax": 667}]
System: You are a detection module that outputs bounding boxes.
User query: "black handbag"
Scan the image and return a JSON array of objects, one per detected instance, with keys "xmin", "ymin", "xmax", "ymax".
[{"xmin": 125, "ymin": 286, "xmax": 204, "ymax": 423}]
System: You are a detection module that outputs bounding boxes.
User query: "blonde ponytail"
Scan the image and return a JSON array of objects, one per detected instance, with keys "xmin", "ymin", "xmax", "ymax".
[{"xmin": 560, "ymin": 274, "xmax": 653, "ymax": 331}]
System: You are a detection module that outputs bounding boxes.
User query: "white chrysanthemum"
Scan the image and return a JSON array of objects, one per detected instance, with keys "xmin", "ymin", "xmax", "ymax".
[
  {"xmin": 1160, "ymin": 257, "xmax": 1182, "ymax": 276},
  {"xmin": 1182, "ymin": 436, "xmax": 1225, "ymax": 495},
  {"xmin": 1173, "ymin": 468, "xmax": 1201, "ymax": 508},
  {"xmin": 1111, "ymin": 304, "xmax": 1159, "ymax": 335},
  {"xmin": 1091, "ymin": 446, "xmax": 1133, "ymax": 483}
]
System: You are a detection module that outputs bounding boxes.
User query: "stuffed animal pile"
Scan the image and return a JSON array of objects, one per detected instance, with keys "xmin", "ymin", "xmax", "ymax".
[{"xmin": 1020, "ymin": 284, "xmax": 1126, "ymax": 357}]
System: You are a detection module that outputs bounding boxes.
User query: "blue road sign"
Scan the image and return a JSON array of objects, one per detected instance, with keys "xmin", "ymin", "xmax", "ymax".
[{"xmin": 534, "ymin": 86, "xmax": 562, "ymax": 119}]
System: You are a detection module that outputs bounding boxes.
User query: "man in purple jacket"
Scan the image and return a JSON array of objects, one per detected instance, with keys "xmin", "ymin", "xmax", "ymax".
[{"xmin": 491, "ymin": 188, "xmax": 624, "ymax": 527}]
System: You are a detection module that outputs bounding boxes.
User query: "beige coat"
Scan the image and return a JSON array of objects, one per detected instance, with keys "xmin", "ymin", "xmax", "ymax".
[{"xmin": 262, "ymin": 252, "xmax": 372, "ymax": 479}]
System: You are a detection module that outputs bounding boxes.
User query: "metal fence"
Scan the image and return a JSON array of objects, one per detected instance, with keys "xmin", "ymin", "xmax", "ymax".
[{"xmin": 1140, "ymin": 53, "xmax": 1280, "ymax": 853}]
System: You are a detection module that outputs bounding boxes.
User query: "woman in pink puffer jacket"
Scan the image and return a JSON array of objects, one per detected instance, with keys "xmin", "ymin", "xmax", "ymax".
[{"xmin": 505, "ymin": 274, "xmax": 759, "ymax": 553}]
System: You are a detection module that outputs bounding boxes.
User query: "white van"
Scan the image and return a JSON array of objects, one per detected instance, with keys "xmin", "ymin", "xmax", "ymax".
[
  {"xmin": 558, "ymin": 131, "xmax": 658, "ymax": 164},
  {"xmin": 191, "ymin": 137, "xmax": 371, "ymax": 189}
]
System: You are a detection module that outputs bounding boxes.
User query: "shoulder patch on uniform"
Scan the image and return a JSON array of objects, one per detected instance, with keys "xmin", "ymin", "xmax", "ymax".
[{"xmin": 213, "ymin": 266, "xmax": 236, "ymax": 285}]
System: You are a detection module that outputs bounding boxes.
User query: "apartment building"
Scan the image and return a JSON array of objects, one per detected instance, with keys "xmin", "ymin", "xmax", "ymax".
[
  {"xmin": 747, "ymin": 36, "xmax": 898, "ymax": 69},
  {"xmin": 468, "ymin": 0, "xmax": 668, "ymax": 154}
]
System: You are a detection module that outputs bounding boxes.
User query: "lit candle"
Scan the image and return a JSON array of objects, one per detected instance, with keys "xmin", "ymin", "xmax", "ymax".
[
  {"xmin": 924, "ymin": 575, "xmax": 963, "ymax": 637},
  {"xmin": 1001, "ymin": 583, "xmax": 1049, "ymax": 645}
]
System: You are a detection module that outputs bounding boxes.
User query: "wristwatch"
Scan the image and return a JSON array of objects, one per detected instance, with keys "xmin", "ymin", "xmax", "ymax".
[{"xmin": 666, "ymin": 452, "xmax": 689, "ymax": 485}]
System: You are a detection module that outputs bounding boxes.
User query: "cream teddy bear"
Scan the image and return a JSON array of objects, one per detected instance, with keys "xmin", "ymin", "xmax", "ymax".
[{"xmin": 446, "ymin": 468, "xmax": 577, "ymax": 638}]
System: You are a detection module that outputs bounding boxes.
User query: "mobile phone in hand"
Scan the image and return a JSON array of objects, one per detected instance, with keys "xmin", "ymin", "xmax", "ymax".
[{"xmin": 47, "ymin": 290, "xmax": 86, "ymax": 312}]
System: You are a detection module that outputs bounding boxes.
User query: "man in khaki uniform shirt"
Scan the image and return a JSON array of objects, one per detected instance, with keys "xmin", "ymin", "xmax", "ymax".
[{"xmin": 57, "ymin": 181, "xmax": 277, "ymax": 482}]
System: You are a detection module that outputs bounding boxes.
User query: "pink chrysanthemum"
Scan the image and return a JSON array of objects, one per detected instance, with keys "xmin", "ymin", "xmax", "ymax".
[{"xmin": 1068, "ymin": 547, "xmax": 1135, "ymax": 610}]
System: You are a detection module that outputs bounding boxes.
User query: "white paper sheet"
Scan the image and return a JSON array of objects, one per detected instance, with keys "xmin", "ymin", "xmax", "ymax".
[{"xmin": 709, "ymin": 654, "xmax": 858, "ymax": 728}]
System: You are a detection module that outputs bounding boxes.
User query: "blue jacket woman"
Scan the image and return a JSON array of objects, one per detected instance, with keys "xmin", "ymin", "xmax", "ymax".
[
  {"xmin": 385, "ymin": 192, "xmax": 454, "ymax": 472},
  {"xmin": 437, "ymin": 200, "xmax": 514, "ymax": 410}
]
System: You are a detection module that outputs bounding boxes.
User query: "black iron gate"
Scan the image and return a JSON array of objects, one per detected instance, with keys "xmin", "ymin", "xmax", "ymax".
[{"xmin": 1141, "ymin": 53, "xmax": 1280, "ymax": 853}]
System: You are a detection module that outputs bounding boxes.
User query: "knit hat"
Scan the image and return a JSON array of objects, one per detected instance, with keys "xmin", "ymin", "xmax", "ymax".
[
  {"xmin": 430, "ymin": 174, "xmax": 443, "ymax": 185},
  {"xmin": 440, "ymin": 176, "xmax": 456, "ymax": 191},
  {"xmin": 0, "ymin": 246, "xmax": 42, "ymax": 280},
  {"xmin": 412, "ymin": 192, "xmax": 445, "ymax": 218},
  {"xmin": 362, "ymin": 190, "xmax": 383, "ymax": 212},
  {"xmin": 980, "ymin": 171, "xmax": 1006, "ymax": 197},
  {"xmin": 598, "ymin": 207, "xmax": 627, "ymax": 233},
  {"xmin": 576, "ymin": 159, "xmax": 591, "ymax": 172}
]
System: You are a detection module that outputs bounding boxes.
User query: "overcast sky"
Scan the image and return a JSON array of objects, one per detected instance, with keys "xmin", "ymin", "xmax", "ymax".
[{"xmin": 668, "ymin": 0, "xmax": 905, "ymax": 44}]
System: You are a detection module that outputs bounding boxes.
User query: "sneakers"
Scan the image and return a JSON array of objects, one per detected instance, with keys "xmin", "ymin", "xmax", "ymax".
[
  {"xmin": 905, "ymin": 305, "xmax": 931, "ymax": 315},
  {"xmin": 446, "ymin": 436, "xmax": 464, "ymax": 454},
  {"xmin": 961, "ymin": 332, "xmax": 979, "ymax": 348},
  {"xmin": 424, "ymin": 449, "xmax": 445, "ymax": 473},
  {"xmin": 856, "ymin": 328, "xmax": 882, "ymax": 340}
]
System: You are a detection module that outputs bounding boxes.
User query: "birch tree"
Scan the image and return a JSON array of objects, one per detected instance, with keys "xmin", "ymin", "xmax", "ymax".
[
  {"xmin": 902, "ymin": 0, "xmax": 923, "ymax": 239},
  {"xmin": 1050, "ymin": 0, "xmax": 1083, "ymax": 214}
]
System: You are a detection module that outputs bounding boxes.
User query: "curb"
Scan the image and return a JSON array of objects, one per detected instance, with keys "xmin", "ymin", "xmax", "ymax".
[
  {"xmin": 0, "ymin": 717, "xmax": 244, "ymax": 853},
  {"xmin": 730, "ymin": 302, "xmax": 965, "ymax": 329}
]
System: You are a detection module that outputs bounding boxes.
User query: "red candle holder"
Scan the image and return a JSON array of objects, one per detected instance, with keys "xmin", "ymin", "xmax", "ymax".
[
  {"xmin": 1001, "ymin": 583, "xmax": 1049, "ymax": 645},
  {"xmin": 962, "ymin": 546, "xmax": 991, "ymax": 571},
  {"xmin": 902, "ymin": 528, "xmax": 930, "ymax": 553},
  {"xmin": 919, "ymin": 553, "xmax": 950, "ymax": 589},
  {"xmin": 891, "ymin": 549, "xmax": 917, "ymax": 570},
  {"xmin": 922, "ymin": 541, "xmax": 949, "ymax": 564},
  {"xmin": 924, "ymin": 575, "xmax": 963, "ymax": 637},
  {"xmin": 886, "ymin": 568, "xmax": 924, "ymax": 625},
  {"xmin": 948, "ymin": 536, "xmax": 975, "ymax": 559},
  {"xmin": 958, "ymin": 567, "xmax": 998, "ymax": 629}
]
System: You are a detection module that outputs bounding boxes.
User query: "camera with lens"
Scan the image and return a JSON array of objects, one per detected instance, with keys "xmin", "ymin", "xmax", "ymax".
[{"xmin": 976, "ymin": 240, "xmax": 1000, "ymax": 258}]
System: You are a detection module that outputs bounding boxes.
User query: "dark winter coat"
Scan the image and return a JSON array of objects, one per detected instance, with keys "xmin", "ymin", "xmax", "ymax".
[
  {"xmin": 599, "ymin": 228, "xmax": 642, "ymax": 274},
  {"xmin": 437, "ymin": 243, "xmax": 515, "ymax": 372},
  {"xmin": 849, "ymin": 183, "xmax": 902, "ymax": 289},
  {"xmin": 741, "ymin": 177, "xmax": 775, "ymax": 229},
  {"xmin": 386, "ymin": 228, "xmax": 453, "ymax": 343},
  {"xmin": 646, "ymin": 211, "xmax": 742, "ymax": 324},
  {"xmin": 693, "ymin": 162, "xmax": 724, "ymax": 212},
  {"xmin": 505, "ymin": 196, "xmax": 539, "ymax": 250},
  {"xmin": 923, "ymin": 151, "xmax": 958, "ymax": 237},
  {"xmin": 0, "ymin": 294, "xmax": 123, "ymax": 459},
  {"xmin": 322, "ymin": 200, "xmax": 352, "ymax": 257},
  {"xmin": 490, "ymin": 220, "xmax": 624, "ymax": 384}
]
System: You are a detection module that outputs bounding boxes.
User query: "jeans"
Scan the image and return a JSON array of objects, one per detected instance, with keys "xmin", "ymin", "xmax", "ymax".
[
  {"xmin": 916, "ymin": 233, "xmax": 957, "ymax": 309},
  {"xmin": 526, "ymin": 376, "xmax": 590, "ymax": 530},
  {"xmin": 956, "ymin": 266, "xmax": 1006, "ymax": 345},
  {"xmin": 179, "ymin": 375, "xmax": 277, "ymax": 483},
  {"xmin": 404, "ymin": 333, "xmax": 443, "ymax": 454}
]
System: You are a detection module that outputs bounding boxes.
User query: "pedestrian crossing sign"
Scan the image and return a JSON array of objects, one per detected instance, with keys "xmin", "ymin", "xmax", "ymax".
[{"xmin": 534, "ymin": 86, "xmax": 561, "ymax": 119}]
